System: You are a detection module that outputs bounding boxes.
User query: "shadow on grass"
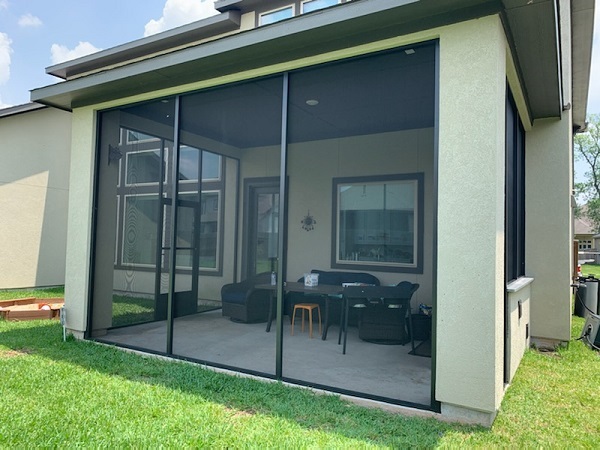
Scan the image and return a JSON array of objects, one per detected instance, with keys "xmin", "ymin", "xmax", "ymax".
[{"xmin": 0, "ymin": 321, "xmax": 483, "ymax": 446}]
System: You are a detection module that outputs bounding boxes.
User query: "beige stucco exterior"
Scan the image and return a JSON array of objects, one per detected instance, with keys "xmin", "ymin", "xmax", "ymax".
[
  {"xmin": 55, "ymin": 5, "xmax": 580, "ymax": 425},
  {"xmin": 0, "ymin": 107, "xmax": 71, "ymax": 289},
  {"xmin": 436, "ymin": 15, "xmax": 507, "ymax": 422},
  {"xmin": 526, "ymin": 116, "xmax": 573, "ymax": 343},
  {"xmin": 63, "ymin": 107, "xmax": 96, "ymax": 334}
]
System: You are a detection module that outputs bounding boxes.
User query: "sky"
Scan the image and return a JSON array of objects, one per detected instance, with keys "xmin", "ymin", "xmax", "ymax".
[
  {"xmin": 0, "ymin": 0, "xmax": 599, "ymax": 111},
  {"xmin": 0, "ymin": 0, "xmax": 219, "ymax": 108}
]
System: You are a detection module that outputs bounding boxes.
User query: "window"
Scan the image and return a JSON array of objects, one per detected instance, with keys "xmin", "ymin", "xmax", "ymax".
[
  {"xmin": 259, "ymin": 5, "xmax": 294, "ymax": 25},
  {"xmin": 332, "ymin": 174, "xmax": 424, "ymax": 272},
  {"xmin": 505, "ymin": 89, "xmax": 526, "ymax": 282},
  {"xmin": 122, "ymin": 194, "xmax": 162, "ymax": 266},
  {"xmin": 579, "ymin": 240, "xmax": 593, "ymax": 250},
  {"xmin": 126, "ymin": 130, "xmax": 159, "ymax": 144},
  {"xmin": 126, "ymin": 149, "xmax": 167, "ymax": 185},
  {"xmin": 302, "ymin": 0, "xmax": 339, "ymax": 13},
  {"xmin": 178, "ymin": 146, "xmax": 221, "ymax": 182},
  {"xmin": 175, "ymin": 191, "xmax": 221, "ymax": 270}
]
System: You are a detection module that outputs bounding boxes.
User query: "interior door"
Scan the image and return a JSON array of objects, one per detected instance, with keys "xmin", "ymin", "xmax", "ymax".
[
  {"xmin": 245, "ymin": 181, "xmax": 280, "ymax": 279},
  {"xmin": 155, "ymin": 143, "xmax": 204, "ymax": 321}
]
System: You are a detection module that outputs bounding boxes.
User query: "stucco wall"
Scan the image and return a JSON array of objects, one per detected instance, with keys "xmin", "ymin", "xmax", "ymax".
[
  {"xmin": 507, "ymin": 282, "xmax": 531, "ymax": 380},
  {"xmin": 519, "ymin": 0, "xmax": 573, "ymax": 344},
  {"xmin": 436, "ymin": 15, "xmax": 506, "ymax": 419},
  {"xmin": 526, "ymin": 116, "xmax": 573, "ymax": 343},
  {"xmin": 63, "ymin": 107, "xmax": 97, "ymax": 334},
  {"xmin": 0, "ymin": 107, "xmax": 71, "ymax": 289}
]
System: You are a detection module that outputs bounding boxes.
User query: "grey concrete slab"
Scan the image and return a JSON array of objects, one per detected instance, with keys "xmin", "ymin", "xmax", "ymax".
[{"xmin": 104, "ymin": 309, "xmax": 431, "ymax": 406}]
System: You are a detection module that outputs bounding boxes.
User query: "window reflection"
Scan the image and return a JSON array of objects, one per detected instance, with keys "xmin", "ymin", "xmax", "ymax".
[
  {"xmin": 302, "ymin": 0, "xmax": 338, "ymax": 13},
  {"xmin": 122, "ymin": 194, "xmax": 161, "ymax": 266},
  {"xmin": 259, "ymin": 5, "xmax": 294, "ymax": 25},
  {"xmin": 178, "ymin": 147, "xmax": 221, "ymax": 182},
  {"xmin": 126, "ymin": 149, "xmax": 167, "ymax": 185},
  {"xmin": 336, "ymin": 177, "xmax": 420, "ymax": 268}
]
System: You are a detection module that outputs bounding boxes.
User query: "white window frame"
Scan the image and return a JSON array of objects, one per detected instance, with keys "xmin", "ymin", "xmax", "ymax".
[
  {"xmin": 115, "ymin": 195, "xmax": 120, "ymax": 266},
  {"xmin": 301, "ymin": 0, "xmax": 340, "ymax": 14},
  {"xmin": 121, "ymin": 193, "xmax": 166, "ymax": 268},
  {"xmin": 126, "ymin": 129, "xmax": 160, "ymax": 145},
  {"xmin": 176, "ymin": 190, "xmax": 221, "ymax": 272},
  {"xmin": 259, "ymin": 4, "xmax": 295, "ymax": 26},
  {"xmin": 178, "ymin": 146, "xmax": 222, "ymax": 184},
  {"xmin": 125, "ymin": 148, "xmax": 168, "ymax": 187}
]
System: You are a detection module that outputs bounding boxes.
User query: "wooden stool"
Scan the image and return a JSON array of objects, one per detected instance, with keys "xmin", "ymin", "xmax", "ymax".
[{"xmin": 291, "ymin": 303, "xmax": 322, "ymax": 338}]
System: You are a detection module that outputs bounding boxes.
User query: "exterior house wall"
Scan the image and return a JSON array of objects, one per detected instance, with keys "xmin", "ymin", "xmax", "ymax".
[
  {"xmin": 526, "ymin": 116, "xmax": 573, "ymax": 343},
  {"xmin": 0, "ymin": 107, "xmax": 71, "ymax": 289},
  {"xmin": 507, "ymin": 282, "xmax": 531, "ymax": 380},
  {"xmin": 63, "ymin": 107, "xmax": 97, "ymax": 337},
  {"xmin": 436, "ymin": 15, "xmax": 506, "ymax": 424},
  {"xmin": 61, "ymin": 12, "xmax": 556, "ymax": 424}
]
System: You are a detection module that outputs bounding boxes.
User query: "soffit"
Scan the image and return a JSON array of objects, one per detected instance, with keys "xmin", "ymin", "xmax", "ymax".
[
  {"xmin": 571, "ymin": 0, "xmax": 595, "ymax": 131},
  {"xmin": 31, "ymin": 0, "xmax": 574, "ymax": 124},
  {"xmin": 120, "ymin": 43, "xmax": 436, "ymax": 149},
  {"xmin": 502, "ymin": 0, "xmax": 561, "ymax": 120}
]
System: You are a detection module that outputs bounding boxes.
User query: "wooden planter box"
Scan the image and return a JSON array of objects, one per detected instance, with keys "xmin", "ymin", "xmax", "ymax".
[{"xmin": 0, "ymin": 297, "xmax": 64, "ymax": 321}]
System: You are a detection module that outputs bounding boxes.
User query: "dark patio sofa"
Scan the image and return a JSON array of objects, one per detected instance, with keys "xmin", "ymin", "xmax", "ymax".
[{"xmin": 221, "ymin": 272, "xmax": 272, "ymax": 323}]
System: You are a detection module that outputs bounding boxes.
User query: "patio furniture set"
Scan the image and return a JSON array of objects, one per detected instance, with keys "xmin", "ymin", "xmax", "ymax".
[{"xmin": 221, "ymin": 269, "xmax": 428, "ymax": 354}]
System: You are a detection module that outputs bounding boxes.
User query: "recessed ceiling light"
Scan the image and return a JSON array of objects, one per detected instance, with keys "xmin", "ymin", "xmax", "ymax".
[
  {"xmin": 405, "ymin": 49, "xmax": 416, "ymax": 55},
  {"xmin": 306, "ymin": 99, "xmax": 319, "ymax": 106}
]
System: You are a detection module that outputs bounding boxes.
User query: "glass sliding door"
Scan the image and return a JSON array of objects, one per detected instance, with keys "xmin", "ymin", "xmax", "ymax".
[
  {"xmin": 244, "ymin": 180, "xmax": 280, "ymax": 279},
  {"xmin": 172, "ymin": 76, "xmax": 284, "ymax": 375}
]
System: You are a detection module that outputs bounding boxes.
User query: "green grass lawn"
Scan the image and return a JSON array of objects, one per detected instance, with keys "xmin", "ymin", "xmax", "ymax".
[
  {"xmin": 1, "ymin": 302, "xmax": 599, "ymax": 446},
  {"xmin": 0, "ymin": 286, "xmax": 64, "ymax": 300},
  {"xmin": 580, "ymin": 263, "xmax": 600, "ymax": 278},
  {"xmin": 1, "ymin": 288, "xmax": 162, "ymax": 327}
]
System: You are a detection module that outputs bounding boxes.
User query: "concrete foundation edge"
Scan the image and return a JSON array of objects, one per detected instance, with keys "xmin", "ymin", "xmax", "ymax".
[{"xmin": 440, "ymin": 403, "xmax": 497, "ymax": 427}]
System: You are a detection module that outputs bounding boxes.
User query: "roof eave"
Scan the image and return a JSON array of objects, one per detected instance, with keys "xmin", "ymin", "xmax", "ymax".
[
  {"xmin": 31, "ymin": 0, "xmax": 576, "ymax": 122},
  {"xmin": 571, "ymin": 0, "xmax": 595, "ymax": 132},
  {"xmin": 46, "ymin": 11, "xmax": 241, "ymax": 80}
]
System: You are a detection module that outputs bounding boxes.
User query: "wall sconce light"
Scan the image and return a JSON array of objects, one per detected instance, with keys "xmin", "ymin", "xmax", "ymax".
[{"xmin": 301, "ymin": 210, "xmax": 316, "ymax": 231}]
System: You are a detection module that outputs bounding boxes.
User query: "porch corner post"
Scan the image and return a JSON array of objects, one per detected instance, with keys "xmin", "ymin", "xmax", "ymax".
[
  {"xmin": 276, "ymin": 73, "xmax": 290, "ymax": 378},
  {"xmin": 166, "ymin": 96, "xmax": 182, "ymax": 355}
]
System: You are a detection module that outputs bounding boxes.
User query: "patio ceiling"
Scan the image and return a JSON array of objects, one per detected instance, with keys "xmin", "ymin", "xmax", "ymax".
[
  {"xmin": 121, "ymin": 43, "xmax": 435, "ymax": 149},
  {"xmin": 30, "ymin": 0, "xmax": 592, "ymax": 128}
]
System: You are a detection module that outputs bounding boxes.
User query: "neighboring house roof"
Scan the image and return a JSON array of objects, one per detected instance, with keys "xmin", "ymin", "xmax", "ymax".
[
  {"xmin": 45, "ymin": 12, "xmax": 241, "ymax": 80},
  {"xmin": 30, "ymin": 0, "xmax": 594, "ymax": 129},
  {"xmin": 0, "ymin": 102, "xmax": 46, "ymax": 119},
  {"xmin": 575, "ymin": 216, "xmax": 595, "ymax": 235}
]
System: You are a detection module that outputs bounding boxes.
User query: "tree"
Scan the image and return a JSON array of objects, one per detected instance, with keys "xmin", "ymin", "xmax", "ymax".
[{"xmin": 575, "ymin": 114, "xmax": 600, "ymax": 231}]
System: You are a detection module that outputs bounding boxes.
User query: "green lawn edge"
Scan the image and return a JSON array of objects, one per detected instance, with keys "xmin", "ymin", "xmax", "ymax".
[{"xmin": 1, "ymin": 288, "xmax": 599, "ymax": 447}]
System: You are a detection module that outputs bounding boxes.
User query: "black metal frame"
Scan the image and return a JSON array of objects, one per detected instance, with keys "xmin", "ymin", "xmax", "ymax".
[
  {"xmin": 503, "ymin": 86, "xmax": 526, "ymax": 384},
  {"xmin": 87, "ymin": 41, "xmax": 440, "ymax": 413}
]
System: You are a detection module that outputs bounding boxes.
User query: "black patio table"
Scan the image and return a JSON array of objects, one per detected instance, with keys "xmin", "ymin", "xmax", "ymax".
[{"xmin": 257, "ymin": 282, "xmax": 344, "ymax": 340}]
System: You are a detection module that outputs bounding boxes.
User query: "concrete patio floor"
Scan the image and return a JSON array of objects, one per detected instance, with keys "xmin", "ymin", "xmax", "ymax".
[{"xmin": 102, "ymin": 309, "xmax": 432, "ymax": 406}]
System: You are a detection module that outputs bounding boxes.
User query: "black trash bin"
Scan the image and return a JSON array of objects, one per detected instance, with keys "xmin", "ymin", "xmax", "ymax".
[
  {"xmin": 575, "ymin": 278, "xmax": 588, "ymax": 317},
  {"xmin": 575, "ymin": 276, "xmax": 599, "ymax": 318}
]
